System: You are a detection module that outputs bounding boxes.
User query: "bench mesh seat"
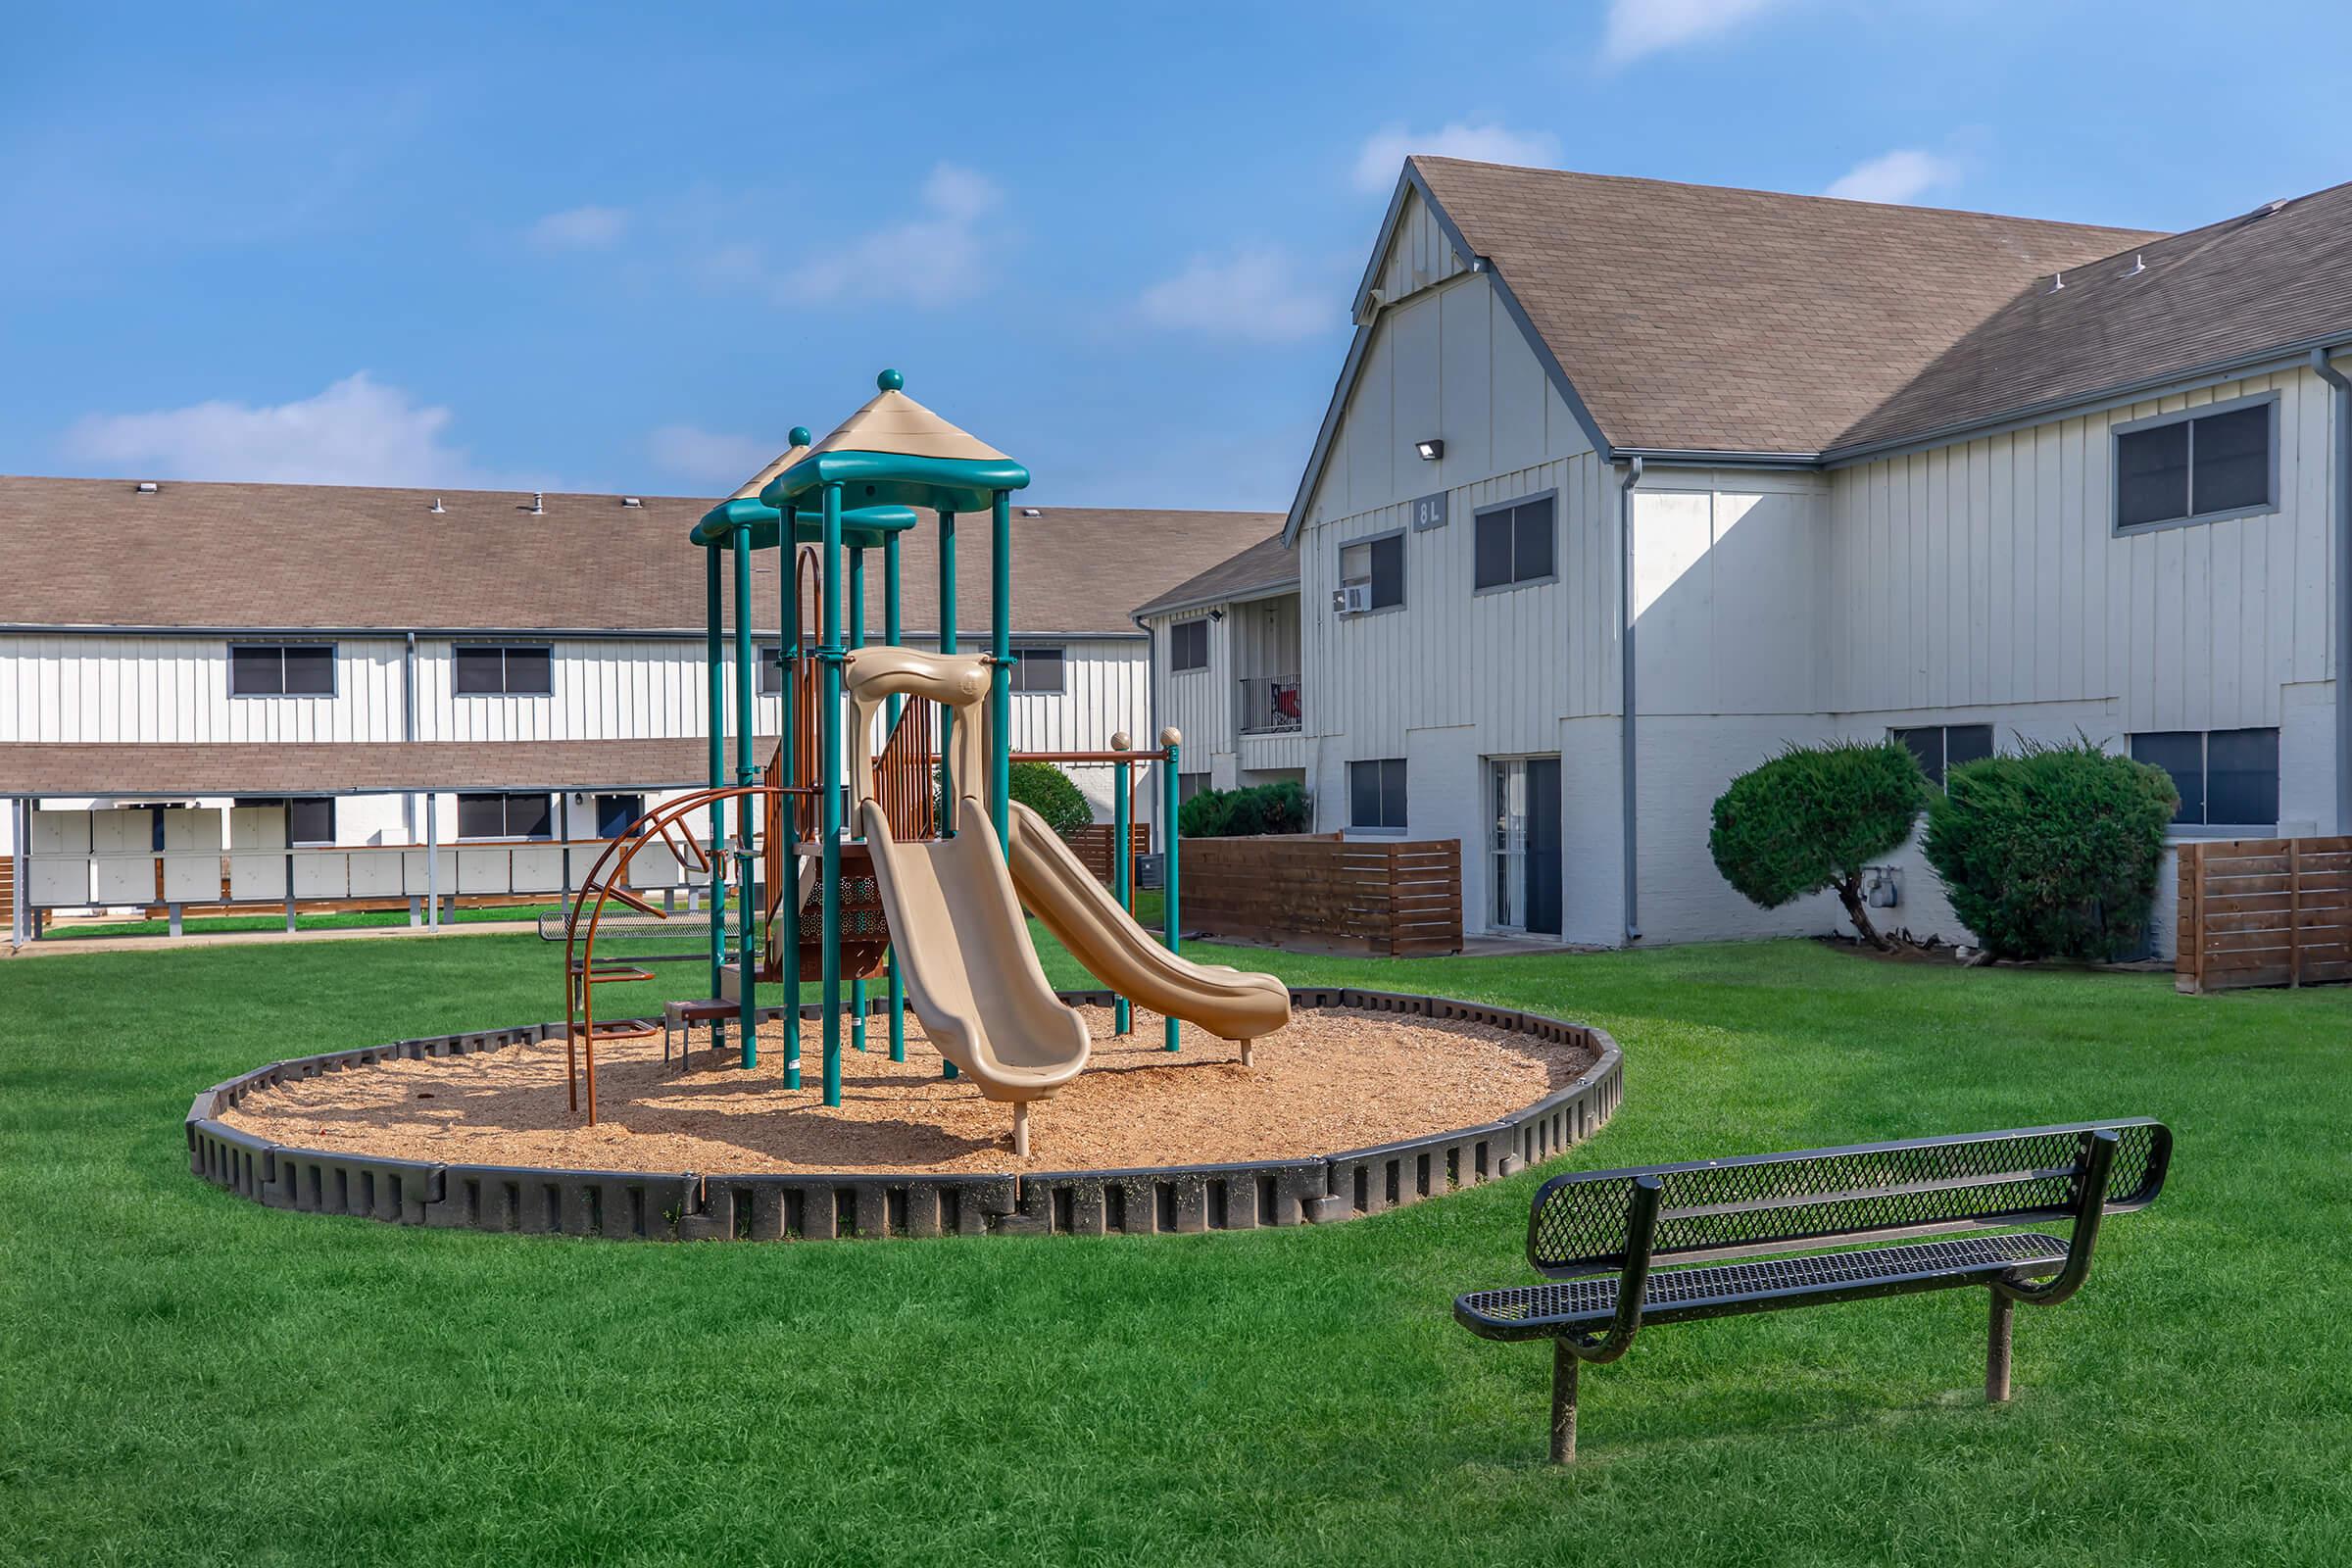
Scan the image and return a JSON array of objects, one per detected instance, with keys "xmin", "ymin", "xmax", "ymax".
[{"xmin": 1458, "ymin": 1231, "xmax": 2071, "ymax": 1340}]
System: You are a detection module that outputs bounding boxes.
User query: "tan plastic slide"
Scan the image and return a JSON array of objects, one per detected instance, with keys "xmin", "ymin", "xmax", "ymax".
[{"xmin": 1004, "ymin": 800, "xmax": 1292, "ymax": 1058}]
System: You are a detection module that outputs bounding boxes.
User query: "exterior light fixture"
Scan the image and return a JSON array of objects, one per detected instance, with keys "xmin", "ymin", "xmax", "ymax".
[{"xmin": 1415, "ymin": 438, "xmax": 1445, "ymax": 461}]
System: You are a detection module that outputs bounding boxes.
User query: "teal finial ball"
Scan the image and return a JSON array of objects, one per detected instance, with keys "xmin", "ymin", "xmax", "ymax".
[
  {"xmin": 788, "ymin": 426, "xmax": 811, "ymax": 447},
  {"xmin": 877, "ymin": 368, "xmax": 904, "ymax": 392}
]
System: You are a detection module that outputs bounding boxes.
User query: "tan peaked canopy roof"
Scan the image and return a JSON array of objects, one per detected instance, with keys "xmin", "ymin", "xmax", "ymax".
[
  {"xmin": 807, "ymin": 386, "xmax": 1010, "ymax": 463},
  {"xmin": 729, "ymin": 441, "xmax": 809, "ymax": 502}
]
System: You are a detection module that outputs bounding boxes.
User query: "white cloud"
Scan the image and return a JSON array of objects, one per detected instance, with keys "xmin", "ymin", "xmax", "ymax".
[
  {"xmin": 780, "ymin": 164, "xmax": 1004, "ymax": 308},
  {"xmin": 1351, "ymin": 122, "xmax": 1562, "ymax": 193},
  {"xmin": 1600, "ymin": 0, "xmax": 1788, "ymax": 66},
  {"xmin": 647, "ymin": 424, "xmax": 777, "ymax": 490},
  {"xmin": 1139, "ymin": 248, "xmax": 1331, "ymax": 343},
  {"xmin": 62, "ymin": 373, "xmax": 510, "ymax": 486},
  {"xmin": 1823, "ymin": 148, "xmax": 1964, "ymax": 205},
  {"xmin": 528, "ymin": 204, "xmax": 629, "ymax": 250}
]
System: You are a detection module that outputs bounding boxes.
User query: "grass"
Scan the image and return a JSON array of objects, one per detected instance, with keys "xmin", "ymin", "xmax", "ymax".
[
  {"xmin": 48, "ymin": 902, "xmax": 568, "ymax": 940},
  {"xmin": 3, "ymin": 932, "xmax": 2348, "ymax": 1565}
]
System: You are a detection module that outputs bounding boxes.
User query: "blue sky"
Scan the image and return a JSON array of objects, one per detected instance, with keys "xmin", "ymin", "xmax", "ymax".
[{"xmin": 5, "ymin": 1, "xmax": 2346, "ymax": 512}]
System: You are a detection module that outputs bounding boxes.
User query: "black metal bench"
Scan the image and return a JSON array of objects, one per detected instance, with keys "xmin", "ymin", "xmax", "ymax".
[{"xmin": 1455, "ymin": 1119, "xmax": 2172, "ymax": 1461}]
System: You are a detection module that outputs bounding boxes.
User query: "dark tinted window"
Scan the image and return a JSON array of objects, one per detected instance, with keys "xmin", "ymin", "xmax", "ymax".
[
  {"xmin": 2117, "ymin": 403, "xmax": 2273, "ymax": 530},
  {"xmin": 1474, "ymin": 512, "xmax": 1513, "ymax": 589},
  {"xmin": 1476, "ymin": 495, "xmax": 1555, "ymax": 589},
  {"xmin": 1171, "ymin": 619, "xmax": 1208, "ymax": 672},
  {"xmin": 760, "ymin": 646, "xmax": 786, "ymax": 695},
  {"xmin": 1892, "ymin": 723, "xmax": 1992, "ymax": 787},
  {"xmin": 1945, "ymin": 724, "xmax": 1993, "ymax": 769},
  {"xmin": 2131, "ymin": 732, "xmax": 2206, "ymax": 825},
  {"xmin": 454, "ymin": 647, "xmax": 506, "ymax": 695},
  {"xmin": 1179, "ymin": 772, "xmax": 1208, "ymax": 803},
  {"xmin": 1008, "ymin": 648, "xmax": 1065, "ymax": 694},
  {"xmin": 596, "ymin": 795, "xmax": 645, "ymax": 838},
  {"xmin": 229, "ymin": 645, "xmax": 282, "ymax": 695},
  {"xmin": 281, "ymin": 646, "xmax": 334, "ymax": 694},
  {"xmin": 286, "ymin": 797, "xmax": 335, "ymax": 844},
  {"xmin": 505, "ymin": 793, "xmax": 553, "ymax": 839},
  {"xmin": 1348, "ymin": 758, "xmax": 1407, "ymax": 830},
  {"xmin": 504, "ymin": 647, "xmax": 552, "ymax": 695},
  {"xmin": 2205, "ymin": 727, "xmax": 2278, "ymax": 825},
  {"xmin": 2191, "ymin": 405, "xmax": 2270, "ymax": 515},
  {"xmin": 457, "ymin": 793, "xmax": 507, "ymax": 838},
  {"xmin": 1367, "ymin": 534, "xmax": 1404, "ymax": 609}
]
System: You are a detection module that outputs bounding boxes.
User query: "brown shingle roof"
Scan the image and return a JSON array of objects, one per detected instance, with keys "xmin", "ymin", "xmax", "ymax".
[
  {"xmin": 0, "ymin": 477, "xmax": 1280, "ymax": 639},
  {"xmin": 1409, "ymin": 157, "xmax": 2160, "ymax": 456},
  {"xmin": 1132, "ymin": 530, "xmax": 1295, "ymax": 619},
  {"xmin": 1830, "ymin": 181, "xmax": 2352, "ymax": 455},
  {"xmin": 0, "ymin": 737, "xmax": 772, "ymax": 796}
]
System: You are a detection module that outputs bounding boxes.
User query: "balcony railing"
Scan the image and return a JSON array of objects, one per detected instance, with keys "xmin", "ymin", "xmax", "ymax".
[{"xmin": 1238, "ymin": 674, "xmax": 1302, "ymax": 735}]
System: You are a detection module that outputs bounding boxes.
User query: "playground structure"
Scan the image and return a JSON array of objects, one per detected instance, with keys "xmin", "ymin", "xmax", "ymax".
[{"xmin": 563, "ymin": 371, "xmax": 1293, "ymax": 1152}]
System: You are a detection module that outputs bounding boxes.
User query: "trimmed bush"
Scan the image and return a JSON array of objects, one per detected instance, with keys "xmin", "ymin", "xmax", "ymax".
[
  {"xmin": 1178, "ymin": 779, "xmax": 1312, "ymax": 839},
  {"xmin": 1709, "ymin": 740, "xmax": 1929, "ymax": 950},
  {"xmin": 1922, "ymin": 738, "xmax": 2177, "ymax": 961},
  {"xmin": 1007, "ymin": 760, "xmax": 1093, "ymax": 840}
]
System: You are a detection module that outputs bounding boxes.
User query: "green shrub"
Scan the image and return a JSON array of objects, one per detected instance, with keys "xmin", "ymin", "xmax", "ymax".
[
  {"xmin": 1922, "ymin": 738, "xmax": 2177, "ymax": 961},
  {"xmin": 1007, "ymin": 760, "xmax": 1093, "ymax": 839},
  {"xmin": 1709, "ymin": 739, "xmax": 1929, "ymax": 950},
  {"xmin": 1178, "ymin": 779, "xmax": 1311, "ymax": 839}
]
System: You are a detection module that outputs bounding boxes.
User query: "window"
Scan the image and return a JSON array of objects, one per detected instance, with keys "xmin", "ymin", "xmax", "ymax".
[
  {"xmin": 1179, "ymin": 771, "xmax": 1209, "ymax": 803},
  {"xmin": 595, "ymin": 794, "xmax": 645, "ymax": 839},
  {"xmin": 454, "ymin": 645, "xmax": 554, "ymax": 696},
  {"xmin": 234, "ymin": 796, "xmax": 336, "ymax": 844},
  {"xmin": 228, "ymin": 644, "xmax": 334, "ymax": 697},
  {"xmin": 1171, "ymin": 619, "xmax": 1209, "ymax": 673},
  {"xmin": 457, "ymin": 792, "xmax": 554, "ymax": 840},
  {"xmin": 1339, "ymin": 533, "xmax": 1404, "ymax": 611},
  {"xmin": 759, "ymin": 646, "xmax": 787, "ymax": 696},
  {"xmin": 2115, "ymin": 398, "xmax": 2275, "ymax": 531},
  {"xmin": 1473, "ymin": 493, "xmax": 1557, "ymax": 591},
  {"xmin": 1007, "ymin": 647, "xmax": 1065, "ymax": 694},
  {"xmin": 2131, "ymin": 729, "xmax": 2278, "ymax": 828},
  {"xmin": 1890, "ymin": 723, "xmax": 1994, "ymax": 788},
  {"xmin": 1348, "ymin": 758, "xmax": 1408, "ymax": 831}
]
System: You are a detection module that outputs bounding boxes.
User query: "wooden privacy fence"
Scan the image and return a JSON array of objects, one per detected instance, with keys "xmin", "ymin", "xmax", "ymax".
[
  {"xmin": 2176, "ymin": 836, "xmax": 2352, "ymax": 994},
  {"xmin": 1182, "ymin": 834, "xmax": 1462, "ymax": 956},
  {"xmin": 1065, "ymin": 823, "xmax": 1152, "ymax": 887}
]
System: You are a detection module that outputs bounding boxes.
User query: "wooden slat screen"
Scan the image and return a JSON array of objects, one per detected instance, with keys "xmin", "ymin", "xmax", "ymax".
[
  {"xmin": 1182, "ymin": 834, "xmax": 1462, "ymax": 956},
  {"xmin": 2176, "ymin": 835, "xmax": 2352, "ymax": 993},
  {"xmin": 1064, "ymin": 823, "xmax": 1152, "ymax": 887}
]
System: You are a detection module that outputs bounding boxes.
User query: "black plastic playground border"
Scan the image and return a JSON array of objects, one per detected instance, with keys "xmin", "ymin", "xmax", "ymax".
[{"xmin": 183, "ymin": 989, "xmax": 1623, "ymax": 1242}]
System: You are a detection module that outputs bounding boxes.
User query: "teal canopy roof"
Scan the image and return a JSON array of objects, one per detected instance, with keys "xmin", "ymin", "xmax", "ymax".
[{"xmin": 688, "ymin": 498, "xmax": 919, "ymax": 551}]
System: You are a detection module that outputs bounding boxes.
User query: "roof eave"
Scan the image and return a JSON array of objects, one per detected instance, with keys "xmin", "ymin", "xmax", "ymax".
[{"xmin": 1133, "ymin": 576, "xmax": 1300, "ymax": 622}]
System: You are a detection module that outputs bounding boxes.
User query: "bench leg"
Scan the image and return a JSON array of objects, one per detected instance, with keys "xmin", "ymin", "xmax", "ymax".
[
  {"xmin": 1986, "ymin": 1290, "xmax": 2014, "ymax": 1403},
  {"xmin": 1550, "ymin": 1340, "xmax": 1580, "ymax": 1463}
]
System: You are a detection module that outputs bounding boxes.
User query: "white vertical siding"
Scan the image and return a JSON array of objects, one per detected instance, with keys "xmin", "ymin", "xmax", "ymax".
[{"xmin": 1827, "ymin": 367, "xmax": 2335, "ymax": 731}]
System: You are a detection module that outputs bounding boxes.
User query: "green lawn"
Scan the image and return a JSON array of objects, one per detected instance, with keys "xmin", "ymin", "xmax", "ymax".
[{"xmin": 3, "ymin": 933, "xmax": 2348, "ymax": 1566}]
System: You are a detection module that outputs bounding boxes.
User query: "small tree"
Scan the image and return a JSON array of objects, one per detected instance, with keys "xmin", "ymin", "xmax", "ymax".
[
  {"xmin": 1922, "ymin": 738, "xmax": 2177, "ymax": 961},
  {"xmin": 1709, "ymin": 740, "xmax": 1928, "ymax": 951},
  {"xmin": 1006, "ymin": 760, "xmax": 1092, "ymax": 840}
]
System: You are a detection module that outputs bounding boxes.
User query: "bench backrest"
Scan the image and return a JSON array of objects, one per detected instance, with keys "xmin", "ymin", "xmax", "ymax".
[{"xmin": 1526, "ymin": 1119, "xmax": 2171, "ymax": 1278}]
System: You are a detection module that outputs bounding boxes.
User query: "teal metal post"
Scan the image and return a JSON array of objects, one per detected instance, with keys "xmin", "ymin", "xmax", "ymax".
[
  {"xmin": 705, "ymin": 547, "xmax": 727, "ymax": 1019},
  {"xmin": 884, "ymin": 531, "xmax": 906, "ymax": 1063},
  {"xmin": 936, "ymin": 509, "xmax": 958, "ymax": 1081},
  {"xmin": 780, "ymin": 538, "xmax": 802, "ymax": 1090},
  {"xmin": 848, "ymin": 545, "xmax": 867, "ymax": 1055},
  {"xmin": 733, "ymin": 527, "xmax": 757, "ymax": 1068},
  {"xmin": 1162, "ymin": 730, "xmax": 1181, "ymax": 1052},
  {"xmin": 936, "ymin": 510, "xmax": 956, "ymax": 835},
  {"xmin": 819, "ymin": 484, "xmax": 846, "ymax": 1106},
  {"xmin": 988, "ymin": 490, "xmax": 1012, "ymax": 853},
  {"xmin": 1113, "ymin": 739, "xmax": 1132, "ymax": 1036}
]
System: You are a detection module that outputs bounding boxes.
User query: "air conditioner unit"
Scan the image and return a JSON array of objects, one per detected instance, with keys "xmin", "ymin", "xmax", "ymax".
[{"xmin": 1333, "ymin": 581, "xmax": 1372, "ymax": 615}]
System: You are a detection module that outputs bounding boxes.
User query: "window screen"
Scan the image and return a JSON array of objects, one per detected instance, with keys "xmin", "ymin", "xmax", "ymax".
[
  {"xmin": 458, "ymin": 792, "xmax": 554, "ymax": 839},
  {"xmin": 2131, "ymin": 729, "xmax": 2277, "ymax": 827},
  {"xmin": 1008, "ymin": 648, "xmax": 1065, "ymax": 693},
  {"xmin": 1890, "ymin": 723, "xmax": 1993, "ymax": 788},
  {"xmin": 454, "ymin": 646, "xmax": 553, "ymax": 696},
  {"xmin": 229, "ymin": 644, "xmax": 334, "ymax": 696},
  {"xmin": 1171, "ymin": 619, "xmax": 1209, "ymax": 672},
  {"xmin": 286, "ymin": 797, "xmax": 335, "ymax": 845},
  {"xmin": 1348, "ymin": 758, "xmax": 1408, "ymax": 830},
  {"xmin": 760, "ymin": 646, "xmax": 787, "ymax": 696},
  {"xmin": 1474, "ymin": 495, "xmax": 1556, "ymax": 590},
  {"xmin": 2116, "ymin": 402, "xmax": 2273, "ymax": 530}
]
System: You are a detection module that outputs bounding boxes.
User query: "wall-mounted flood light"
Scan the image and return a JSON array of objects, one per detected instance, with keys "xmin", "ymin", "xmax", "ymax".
[{"xmin": 1415, "ymin": 438, "xmax": 1445, "ymax": 462}]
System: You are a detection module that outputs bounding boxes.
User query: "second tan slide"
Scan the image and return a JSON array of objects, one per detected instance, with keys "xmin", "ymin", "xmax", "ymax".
[{"xmin": 1004, "ymin": 800, "xmax": 1293, "ymax": 1054}]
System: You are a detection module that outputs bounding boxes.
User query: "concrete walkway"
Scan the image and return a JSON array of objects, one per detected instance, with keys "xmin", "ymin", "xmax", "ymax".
[{"xmin": 7, "ymin": 918, "xmax": 547, "ymax": 958}]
